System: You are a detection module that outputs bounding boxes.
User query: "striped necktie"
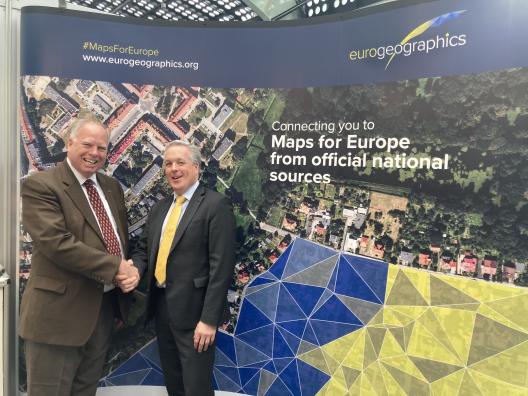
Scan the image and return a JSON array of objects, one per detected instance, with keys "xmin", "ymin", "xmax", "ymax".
[{"xmin": 84, "ymin": 179, "xmax": 121, "ymax": 256}]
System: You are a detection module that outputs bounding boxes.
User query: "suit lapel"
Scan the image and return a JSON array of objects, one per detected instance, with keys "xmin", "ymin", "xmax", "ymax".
[
  {"xmin": 60, "ymin": 162, "xmax": 105, "ymax": 243},
  {"xmin": 169, "ymin": 186, "xmax": 205, "ymax": 254},
  {"xmin": 149, "ymin": 197, "xmax": 173, "ymax": 264}
]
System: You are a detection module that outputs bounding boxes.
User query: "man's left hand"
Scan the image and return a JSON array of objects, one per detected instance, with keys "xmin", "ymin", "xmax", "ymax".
[
  {"xmin": 114, "ymin": 259, "xmax": 140, "ymax": 293},
  {"xmin": 193, "ymin": 321, "xmax": 216, "ymax": 353}
]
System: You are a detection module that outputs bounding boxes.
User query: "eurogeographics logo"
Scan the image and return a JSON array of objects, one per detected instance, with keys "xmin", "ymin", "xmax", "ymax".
[{"xmin": 348, "ymin": 10, "xmax": 467, "ymax": 70}]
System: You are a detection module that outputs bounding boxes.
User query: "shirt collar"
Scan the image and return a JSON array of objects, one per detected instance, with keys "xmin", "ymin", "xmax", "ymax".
[
  {"xmin": 174, "ymin": 180, "xmax": 199, "ymax": 202},
  {"xmin": 66, "ymin": 158, "xmax": 98, "ymax": 186}
]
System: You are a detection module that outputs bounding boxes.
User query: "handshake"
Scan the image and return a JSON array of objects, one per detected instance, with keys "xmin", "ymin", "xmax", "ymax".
[{"xmin": 114, "ymin": 259, "xmax": 140, "ymax": 293}]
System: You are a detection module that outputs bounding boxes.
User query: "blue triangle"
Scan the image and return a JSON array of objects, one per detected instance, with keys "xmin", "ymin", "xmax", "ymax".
[
  {"xmin": 276, "ymin": 320, "xmax": 306, "ymax": 339},
  {"xmin": 109, "ymin": 354, "xmax": 150, "ymax": 377},
  {"xmin": 238, "ymin": 325, "xmax": 274, "ymax": 358},
  {"xmin": 107, "ymin": 369, "xmax": 149, "ymax": 386},
  {"xmin": 327, "ymin": 263, "xmax": 338, "ymax": 291},
  {"xmin": 245, "ymin": 283, "xmax": 280, "ymax": 322},
  {"xmin": 263, "ymin": 360, "xmax": 277, "ymax": 374},
  {"xmin": 239, "ymin": 367, "xmax": 260, "ymax": 387},
  {"xmin": 260, "ymin": 271, "xmax": 279, "ymax": 281},
  {"xmin": 302, "ymin": 321, "xmax": 320, "ymax": 346},
  {"xmin": 265, "ymin": 377, "xmax": 293, "ymax": 396},
  {"xmin": 297, "ymin": 359, "xmax": 330, "ymax": 396},
  {"xmin": 279, "ymin": 360, "xmax": 302, "ymax": 396},
  {"xmin": 141, "ymin": 369, "xmax": 164, "ymax": 386},
  {"xmin": 214, "ymin": 368, "xmax": 241, "ymax": 392},
  {"xmin": 242, "ymin": 370, "xmax": 261, "ymax": 395},
  {"xmin": 310, "ymin": 319, "xmax": 362, "ymax": 345},
  {"xmin": 274, "ymin": 357, "xmax": 294, "ymax": 374},
  {"xmin": 283, "ymin": 282, "xmax": 325, "ymax": 316},
  {"xmin": 249, "ymin": 276, "xmax": 277, "ymax": 287},
  {"xmin": 311, "ymin": 294, "xmax": 362, "ymax": 325},
  {"xmin": 212, "ymin": 373, "xmax": 218, "ymax": 390},
  {"xmin": 273, "ymin": 327, "xmax": 294, "ymax": 359},
  {"xmin": 235, "ymin": 300, "xmax": 273, "ymax": 335},
  {"xmin": 276, "ymin": 284, "xmax": 307, "ymax": 322},
  {"xmin": 344, "ymin": 254, "xmax": 388, "ymax": 303},
  {"xmin": 283, "ymin": 239, "xmax": 336, "ymax": 278},
  {"xmin": 312, "ymin": 288, "xmax": 334, "ymax": 314},
  {"xmin": 335, "ymin": 256, "xmax": 382, "ymax": 304},
  {"xmin": 216, "ymin": 331, "xmax": 237, "ymax": 365},
  {"xmin": 139, "ymin": 340, "xmax": 161, "ymax": 370},
  {"xmin": 215, "ymin": 348, "xmax": 236, "ymax": 367},
  {"xmin": 244, "ymin": 360, "xmax": 269, "ymax": 369},
  {"xmin": 217, "ymin": 366, "xmax": 241, "ymax": 387},
  {"xmin": 269, "ymin": 243, "xmax": 293, "ymax": 279},
  {"xmin": 235, "ymin": 338, "xmax": 271, "ymax": 367},
  {"xmin": 277, "ymin": 327, "xmax": 302, "ymax": 355}
]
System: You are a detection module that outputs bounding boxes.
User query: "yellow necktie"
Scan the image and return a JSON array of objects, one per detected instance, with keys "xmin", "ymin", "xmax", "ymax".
[{"xmin": 155, "ymin": 195, "xmax": 186, "ymax": 285}]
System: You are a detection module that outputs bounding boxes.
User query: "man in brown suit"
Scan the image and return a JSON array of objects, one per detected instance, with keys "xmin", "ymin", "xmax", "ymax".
[{"xmin": 20, "ymin": 115, "xmax": 139, "ymax": 396}]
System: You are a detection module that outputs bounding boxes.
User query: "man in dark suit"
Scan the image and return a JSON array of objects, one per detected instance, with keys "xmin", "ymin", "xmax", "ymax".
[
  {"xmin": 132, "ymin": 140, "xmax": 236, "ymax": 396},
  {"xmin": 20, "ymin": 115, "xmax": 139, "ymax": 396}
]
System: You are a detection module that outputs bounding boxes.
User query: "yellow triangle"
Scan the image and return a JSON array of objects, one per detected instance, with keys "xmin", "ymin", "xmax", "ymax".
[
  {"xmin": 322, "ymin": 349, "xmax": 340, "ymax": 375},
  {"xmin": 367, "ymin": 309, "xmax": 385, "ymax": 326},
  {"xmin": 470, "ymin": 340, "xmax": 528, "ymax": 388},
  {"xmin": 339, "ymin": 366, "xmax": 360, "ymax": 389},
  {"xmin": 381, "ymin": 356, "xmax": 427, "ymax": 382},
  {"xmin": 430, "ymin": 306, "xmax": 476, "ymax": 365},
  {"xmin": 363, "ymin": 329, "xmax": 378, "ymax": 369},
  {"xmin": 299, "ymin": 347, "xmax": 330, "ymax": 375},
  {"xmin": 389, "ymin": 306, "xmax": 428, "ymax": 321},
  {"xmin": 417, "ymin": 309, "xmax": 460, "ymax": 360},
  {"xmin": 379, "ymin": 362, "xmax": 406, "ymax": 395},
  {"xmin": 349, "ymin": 376, "xmax": 362, "ymax": 395},
  {"xmin": 478, "ymin": 304, "xmax": 527, "ymax": 333},
  {"xmin": 342, "ymin": 329, "xmax": 366, "ymax": 370},
  {"xmin": 486, "ymin": 294, "xmax": 528, "ymax": 332},
  {"xmin": 317, "ymin": 375, "xmax": 347, "ymax": 396},
  {"xmin": 468, "ymin": 368, "xmax": 528, "ymax": 396},
  {"xmin": 364, "ymin": 362, "xmax": 389, "ymax": 396},
  {"xmin": 379, "ymin": 329, "xmax": 406, "ymax": 359},
  {"xmin": 401, "ymin": 267, "xmax": 431, "ymax": 305},
  {"xmin": 321, "ymin": 329, "xmax": 363, "ymax": 364},
  {"xmin": 459, "ymin": 369, "xmax": 483, "ymax": 396},
  {"xmin": 391, "ymin": 310, "xmax": 415, "ymax": 327},
  {"xmin": 430, "ymin": 369, "xmax": 465, "ymax": 396},
  {"xmin": 407, "ymin": 321, "xmax": 464, "ymax": 366},
  {"xmin": 437, "ymin": 275, "xmax": 527, "ymax": 303},
  {"xmin": 359, "ymin": 372, "xmax": 380, "ymax": 396},
  {"xmin": 382, "ymin": 308, "xmax": 405, "ymax": 326},
  {"xmin": 385, "ymin": 266, "xmax": 400, "ymax": 303}
]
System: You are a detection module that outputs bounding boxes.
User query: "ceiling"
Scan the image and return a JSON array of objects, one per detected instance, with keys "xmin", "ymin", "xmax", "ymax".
[{"xmin": 66, "ymin": 0, "xmax": 395, "ymax": 22}]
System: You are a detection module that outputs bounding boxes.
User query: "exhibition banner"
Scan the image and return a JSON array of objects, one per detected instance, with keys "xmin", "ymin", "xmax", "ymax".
[{"xmin": 19, "ymin": 0, "xmax": 528, "ymax": 394}]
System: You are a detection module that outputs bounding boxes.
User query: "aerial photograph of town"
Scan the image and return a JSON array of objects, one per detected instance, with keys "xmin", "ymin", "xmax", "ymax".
[{"xmin": 18, "ymin": 66, "xmax": 528, "ymax": 381}]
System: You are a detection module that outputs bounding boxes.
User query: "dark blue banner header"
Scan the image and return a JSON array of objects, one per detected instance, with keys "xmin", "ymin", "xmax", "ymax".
[{"xmin": 21, "ymin": 0, "xmax": 528, "ymax": 87}]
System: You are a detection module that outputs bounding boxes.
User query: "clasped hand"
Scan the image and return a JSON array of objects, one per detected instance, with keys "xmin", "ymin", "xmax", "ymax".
[{"xmin": 114, "ymin": 259, "xmax": 140, "ymax": 293}]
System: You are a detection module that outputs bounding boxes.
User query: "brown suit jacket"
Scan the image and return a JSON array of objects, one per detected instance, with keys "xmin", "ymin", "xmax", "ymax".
[{"xmin": 19, "ymin": 161, "xmax": 130, "ymax": 346}]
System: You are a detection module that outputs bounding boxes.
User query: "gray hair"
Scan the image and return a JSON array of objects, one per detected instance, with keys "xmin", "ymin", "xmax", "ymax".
[
  {"xmin": 69, "ymin": 113, "xmax": 108, "ymax": 140},
  {"xmin": 164, "ymin": 140, "xmax": 201, "ymax": 166}
]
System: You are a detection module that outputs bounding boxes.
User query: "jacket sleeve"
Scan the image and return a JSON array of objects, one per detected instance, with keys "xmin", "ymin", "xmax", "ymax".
[{"xmin": 200, "ymin": 196, "xmax": 236, "ymax": 326}]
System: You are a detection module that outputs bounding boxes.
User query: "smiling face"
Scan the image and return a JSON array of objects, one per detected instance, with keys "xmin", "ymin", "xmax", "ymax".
[
  {"xmin": 164, "ymin": 144, "xmax": 199, "ymax": 195},
  {"xmin": 67, "ymin": 121, "xmax": 109, "ymax": 178}
]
